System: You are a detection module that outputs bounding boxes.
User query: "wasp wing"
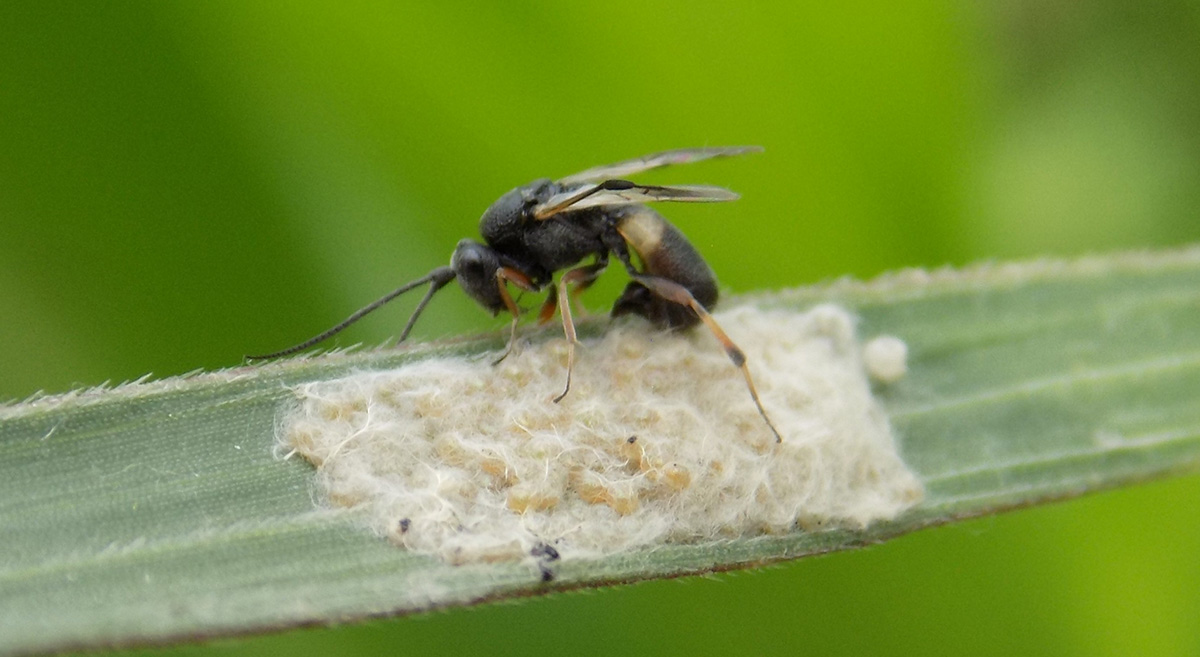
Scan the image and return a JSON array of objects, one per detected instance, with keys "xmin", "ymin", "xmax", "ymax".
[
  {"xmin": 533, "ymin": 183, "xmax": 739, "ymax": 220},
  {"xmin": 556, "ymin": 146, "xmax": 762, "ymax": 186}
]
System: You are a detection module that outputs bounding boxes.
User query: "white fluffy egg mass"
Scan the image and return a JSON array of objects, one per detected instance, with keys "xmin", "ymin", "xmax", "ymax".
[{"xmin": 279, "ymin": 304, "xmax": 922, "ymax": 565}]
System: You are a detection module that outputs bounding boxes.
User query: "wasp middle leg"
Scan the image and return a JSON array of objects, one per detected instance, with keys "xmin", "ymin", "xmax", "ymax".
[
  {"xmin": 551, "ymin": 257, "xmax": 608, "ymax": 403},
  {"xmin": 536, "ymin": 256, "xmax": 608, "ymax": 325}
]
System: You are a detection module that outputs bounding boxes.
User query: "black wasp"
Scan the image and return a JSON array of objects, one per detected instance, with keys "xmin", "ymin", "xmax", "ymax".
[{"xmin": 250, "ymin": 146, "xmax": 781, "ymax": 442}]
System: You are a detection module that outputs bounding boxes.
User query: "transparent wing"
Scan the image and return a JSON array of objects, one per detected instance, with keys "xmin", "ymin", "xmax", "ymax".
[
  {"xmin": 556, "ymin": 146, "xmax": 762, "ymax": 186},
  {"xmin": 533, "ymin": 183, "xmax": 739, "ymax": 220}
]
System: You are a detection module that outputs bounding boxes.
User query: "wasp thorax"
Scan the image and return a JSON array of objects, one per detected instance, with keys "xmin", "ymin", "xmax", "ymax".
[
  {"xmin": 451, "ymin": 239, "xmax": 504, "ymax": 313},
  {"xmin": 479, "ymin": 179, "xmax": 552, "ymax": 246},
  {"xmin": 478, "ymin": 188, "xmax": 526, "ymax": 245}
]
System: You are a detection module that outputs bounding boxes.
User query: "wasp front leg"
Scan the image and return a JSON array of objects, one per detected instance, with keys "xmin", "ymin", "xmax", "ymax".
[{"xmin": 493, "ymin": 266, "xmax": 540, "ymax": 365}]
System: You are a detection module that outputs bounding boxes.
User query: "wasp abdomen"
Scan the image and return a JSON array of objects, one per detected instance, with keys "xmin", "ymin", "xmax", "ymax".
[{"xmin": 613, "ymin": 208, "xmax": 718, "ymax": 329}]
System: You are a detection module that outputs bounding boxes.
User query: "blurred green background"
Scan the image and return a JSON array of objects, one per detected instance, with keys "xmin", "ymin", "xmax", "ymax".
[{"xmin": 2, "ymin": 1, "xmax": 1199, "ymax": 655}]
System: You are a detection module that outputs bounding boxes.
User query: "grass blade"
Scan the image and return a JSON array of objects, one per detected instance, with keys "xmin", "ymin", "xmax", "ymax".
[{"xmin": 1, "ymin": 247, "xmax": 1198, "ymax": 655}]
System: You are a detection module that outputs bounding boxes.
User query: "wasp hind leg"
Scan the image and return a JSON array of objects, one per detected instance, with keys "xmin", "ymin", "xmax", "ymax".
[
  {"xmin": 626, "ymin": 273, "xmax": 783, "ymax": 443},
  {"xmin": 611, "ymin": 280, "xmax": 701, "ymax": 329}
]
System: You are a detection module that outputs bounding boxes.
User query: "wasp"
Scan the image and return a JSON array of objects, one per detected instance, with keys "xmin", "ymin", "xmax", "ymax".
[{"xmin": 250, "ymin": 146, "xmax": 781, "ymax": 442}]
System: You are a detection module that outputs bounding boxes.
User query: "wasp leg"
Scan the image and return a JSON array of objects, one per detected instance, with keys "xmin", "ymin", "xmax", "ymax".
[
  {"xmin": 552, "ymin": 265, "xmax": 600, "ymax": 403},
  {"xmin": 494, "ymin": 266, "xmax": 539, "ymax": 365},
  {"xmin": 628, "ymin": 273, "xmax": 783, "ymax": 443},
  {"xmin": 537, "ymin": 284, "xmax": 559, "ymax": 325},
  {"xmin": 566, "ymin": 256, "xmax": 609, "ymax": 319}
]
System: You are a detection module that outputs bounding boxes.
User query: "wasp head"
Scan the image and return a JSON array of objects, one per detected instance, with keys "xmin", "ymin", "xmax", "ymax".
[{"xmin": 451, "ymin": 239, "xmax": 504, "ymax": 314}]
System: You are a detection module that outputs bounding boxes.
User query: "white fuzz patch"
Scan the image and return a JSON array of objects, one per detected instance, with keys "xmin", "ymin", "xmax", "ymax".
[
  {"xmin": 279, "ymin": 304, "xmax": 923, "ymax": 565},
  {"xmin": 863, "ymin": 335, "xmax": 909, "ymax": 384}
]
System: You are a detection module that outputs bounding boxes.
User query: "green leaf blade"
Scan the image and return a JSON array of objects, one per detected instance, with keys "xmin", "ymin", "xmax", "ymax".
[{"xmin": 2, "ymin": 249, "xmax": 1199, "ymax": 655}]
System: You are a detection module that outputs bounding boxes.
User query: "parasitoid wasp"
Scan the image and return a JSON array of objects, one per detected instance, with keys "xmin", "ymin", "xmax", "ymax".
[{"xmin": 249, "ymin": 146, "xmax": 782, "ymax": 442}]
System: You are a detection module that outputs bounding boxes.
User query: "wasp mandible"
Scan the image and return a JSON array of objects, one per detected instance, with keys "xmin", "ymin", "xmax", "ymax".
[{"xmin": 250, "ymin": 146, "xmax": 781, "ymax": 442}]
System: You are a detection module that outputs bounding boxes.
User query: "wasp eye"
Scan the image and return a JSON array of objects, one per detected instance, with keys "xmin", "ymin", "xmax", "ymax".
[
  {"xmin": 451, "ymin": 240, "xmax": 499, "ymax": 282},
  {"xmin": 451, "ymin": 240, "xmax": 505, "ymax": 312},
  {"xmin": 459, "ymin": 250, "xmax": 487, "ymax": 275}
]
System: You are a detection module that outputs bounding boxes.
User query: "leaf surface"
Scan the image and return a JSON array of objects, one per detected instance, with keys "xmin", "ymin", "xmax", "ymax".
[{"xmin": 2, "ymin": 249, "xmax": 1198, "ymax": 655}]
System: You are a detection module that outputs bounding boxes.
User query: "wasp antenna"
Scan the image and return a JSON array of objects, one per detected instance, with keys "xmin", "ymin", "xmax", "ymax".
[
  {"xmin": 398, "ymin": 267, "xmax": 457, "ymax": 342},
  {"xmin": 247, "ymin": 266, "xmax": 457, "ymax": 360}
]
